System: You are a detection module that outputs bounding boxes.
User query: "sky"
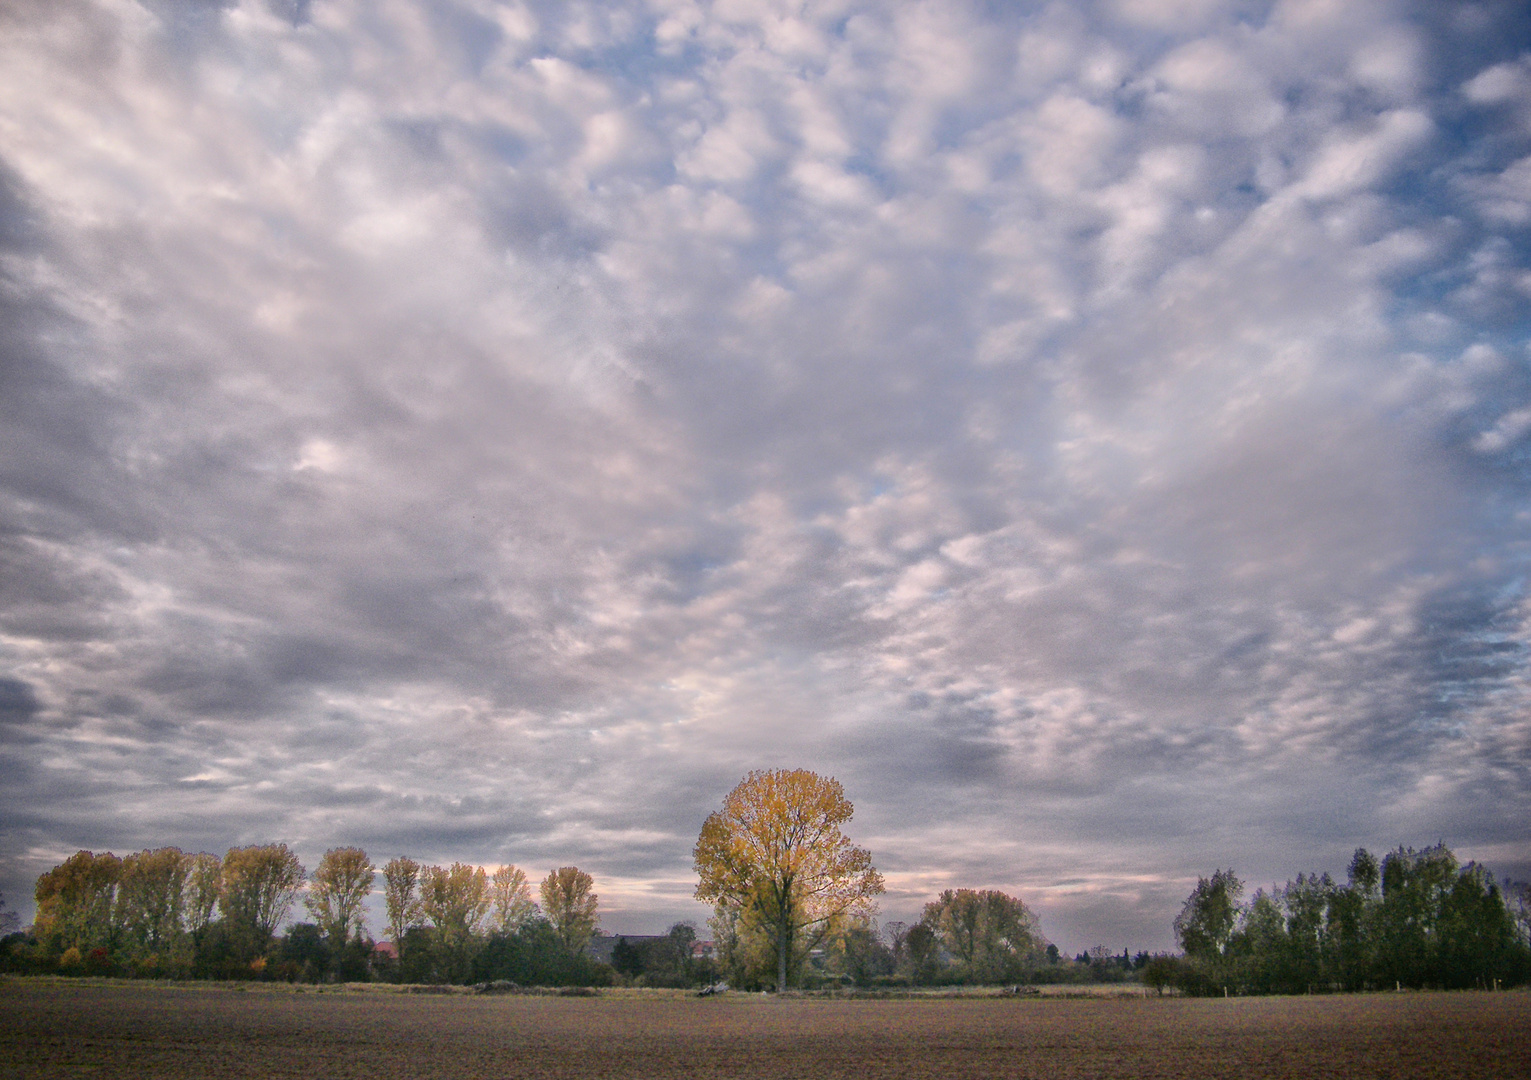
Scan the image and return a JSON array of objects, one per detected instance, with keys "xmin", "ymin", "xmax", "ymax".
[{"xmin": 1, "ymin": 0, "xmax": 1529, "ymax": 956}]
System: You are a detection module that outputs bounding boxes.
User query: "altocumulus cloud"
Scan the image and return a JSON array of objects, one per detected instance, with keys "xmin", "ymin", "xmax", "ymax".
[{"xmin": 1, "ymin": 0, "xmax": 1529, "ymax": 952}]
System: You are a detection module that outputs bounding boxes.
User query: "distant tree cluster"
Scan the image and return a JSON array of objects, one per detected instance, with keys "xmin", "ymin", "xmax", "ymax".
[
  {"xmin": 2, "ymin": 845, "xmax": 615, "ymax": 987},
  {"xmin": 839, "ymin": 888, "xmax": 1051, "ymax": 988},
  {"xmin": 703, "ymin": 886, "xmax": 1070, "ymax": 991},
  {"xmin": 1169, "ymin": 845, "xmax": 1531, "ymax": 995},
  {"xmin": 382, "ymin": 857, "xmax": 608, "ymax": 986}
]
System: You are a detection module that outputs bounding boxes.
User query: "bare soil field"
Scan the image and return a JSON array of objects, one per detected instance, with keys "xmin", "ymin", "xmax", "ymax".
[{"xmin": 2, "ymin": 979, "xmax": 1526, "ymax": 1079}]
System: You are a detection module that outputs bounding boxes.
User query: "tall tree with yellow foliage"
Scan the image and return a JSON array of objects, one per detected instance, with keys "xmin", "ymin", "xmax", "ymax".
[{"xmin": 694, "ymin": 769, "xmax": 883, "ymax": 991}]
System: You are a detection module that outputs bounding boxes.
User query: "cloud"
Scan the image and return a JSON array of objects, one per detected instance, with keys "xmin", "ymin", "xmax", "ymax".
[
  {"xmin": 1456, "ymin": 154, "xmax": 1531, "ymax": 227},
  {"xmin": 0, "ymin": 0, "xmax": 1528, "ymax": 952}
]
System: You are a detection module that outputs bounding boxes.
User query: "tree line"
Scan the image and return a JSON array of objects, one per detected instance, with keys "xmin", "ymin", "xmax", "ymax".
[
  {"xmin": 7, "ymin": 770, "xmax": 1528, "ymax": 993},
  {"xmin": 2, "ymin": 838, "xmax": 1065, "ymax": 990},
  {"xmin": 1164, "ymin": 844, "xmax": 1531, "ymax": 995},
  {"xmin": 2, "ymin": 844, "xmax": 613, "ymax": 986}
]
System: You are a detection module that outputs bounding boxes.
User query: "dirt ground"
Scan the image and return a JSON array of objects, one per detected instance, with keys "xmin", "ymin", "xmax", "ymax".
[{"xmin": 2, "ymin": 980, "xmax": 1527, "ymax": 1079}]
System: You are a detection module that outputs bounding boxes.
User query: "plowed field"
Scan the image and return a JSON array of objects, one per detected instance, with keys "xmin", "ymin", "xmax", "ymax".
[{"xmin": 2, "ymin": 981, "xmax": 1526, "ymax": 1079}]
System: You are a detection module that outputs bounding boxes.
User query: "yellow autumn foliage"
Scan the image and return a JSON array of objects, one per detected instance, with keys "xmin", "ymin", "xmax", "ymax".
[{"xmin": 694, "ymin": 768, "xmax": 883, "ymax": 989}]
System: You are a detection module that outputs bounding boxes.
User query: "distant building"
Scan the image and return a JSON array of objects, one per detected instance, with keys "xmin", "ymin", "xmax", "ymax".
[
  {"xmin": 586, "ymin": 934, "xmax": 716, "ymax": 967},
  {"xmin": 373, "ymin": 940, "xmax": 398, "ymax": 961},
  {"xmin": 586, "ymin": 934, "xmax": 667, "ymax": 965}
]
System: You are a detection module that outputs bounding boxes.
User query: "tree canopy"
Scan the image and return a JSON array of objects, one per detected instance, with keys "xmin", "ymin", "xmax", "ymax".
[
  {"xmin": 420, "ymin": 863, "xmax": 491, "ymax": 945},
  {"xmin": 382, "ymin": 856, "xmax": 422, "ymax": 945},
  {"xmin": 923, "ymin": 888, "xmax": 1042, "ymax": 981},
  {"xmin": 117, "ymin": 848, "xmax": 190, "ymax": 955},
  {"xmin": 11, "ymin": 845, "xmax": 621, "ymax": 988},
  {"xmin": 694, "ymin": 768, "xmax": 884, "ymax": 990},
  {"xmin": 490, "ymin": 865, "xmax": 536, "ymax": 935},
  {"xmin": 33, "ymin": 850, "xmax": 122, "ymax": 954},
  {"xmin": 305, "ymin": 847, "xmax": 375, "ymax": 944},
  {"xmin": 1174, "ymin": 868, "xmax": 1243, "ymax": 963},
  {"xmin": 1171, "ymin": 846, "xmax": 1530, "ymax": 994},
  {"xmin": 540, "ymin": 867, "xmax": 599, "ymax": 953},
  {"xmin": 220, "ymin": 845, "xmax": 305, "ymax": 958}
]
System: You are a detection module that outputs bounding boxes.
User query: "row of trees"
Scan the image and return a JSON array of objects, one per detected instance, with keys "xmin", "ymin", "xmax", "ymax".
[
  {"xmin": 1172, "ymin": 845, "xmax": 1531, "ymax": 994},
  {"xmin": 8, "ymin": 769, "xmax": 1064, "ymax": 991},
  {"xmin": 14, "ymin": 770, "xmax": 1526, "ymax": 994},
  {"xmin": 380, "ymin": 858, "xmax": 601, "ymax": 984},
  {"xmin": 9, "ymin": 843, "xmax": 606, "ymax": 984},
  {"xmin": 26, "ymin": 844, "xmax": 305, "ymax": 978}
]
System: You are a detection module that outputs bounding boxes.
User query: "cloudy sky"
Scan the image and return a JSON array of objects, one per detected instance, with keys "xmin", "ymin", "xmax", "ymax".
[{"xmin": 2, "ymin": 0, "xmax": 1530, "ymax": 954}]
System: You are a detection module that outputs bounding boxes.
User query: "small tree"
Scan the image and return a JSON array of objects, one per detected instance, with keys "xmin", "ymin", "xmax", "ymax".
[
  {"xmin": 540, "ymin": 867, "xmax": 599, "ymax": 953},
  {"xmin": 835, "ymin": 919, "xmax": 894, "ymax": 985},
  {"xmin": 667, "ymin": 921, "xmax": 699, "ymax": 980},
  {"xmin": 611, "ymin": 935, "xmax": 645, "ymax": 978},
  {"xmin": 901, "ymin": 921, "xmax": 939, "ymax": 982},
  {"xmin": 281, "ymin": 922, "xmax": 331, "ymax": 983},
  {"xmin": 1142, "ymin": 954, "xmax": 1188, "ymax": 995}
]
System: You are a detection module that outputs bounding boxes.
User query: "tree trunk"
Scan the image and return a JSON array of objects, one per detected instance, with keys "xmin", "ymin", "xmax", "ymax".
[
  {"xmin": 775, "ymin": 885, "xmax": 792, "ymax": 992},
  {"xmin": 778, "ymin": 915, "xmax": 789, "ymax": 991}
]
